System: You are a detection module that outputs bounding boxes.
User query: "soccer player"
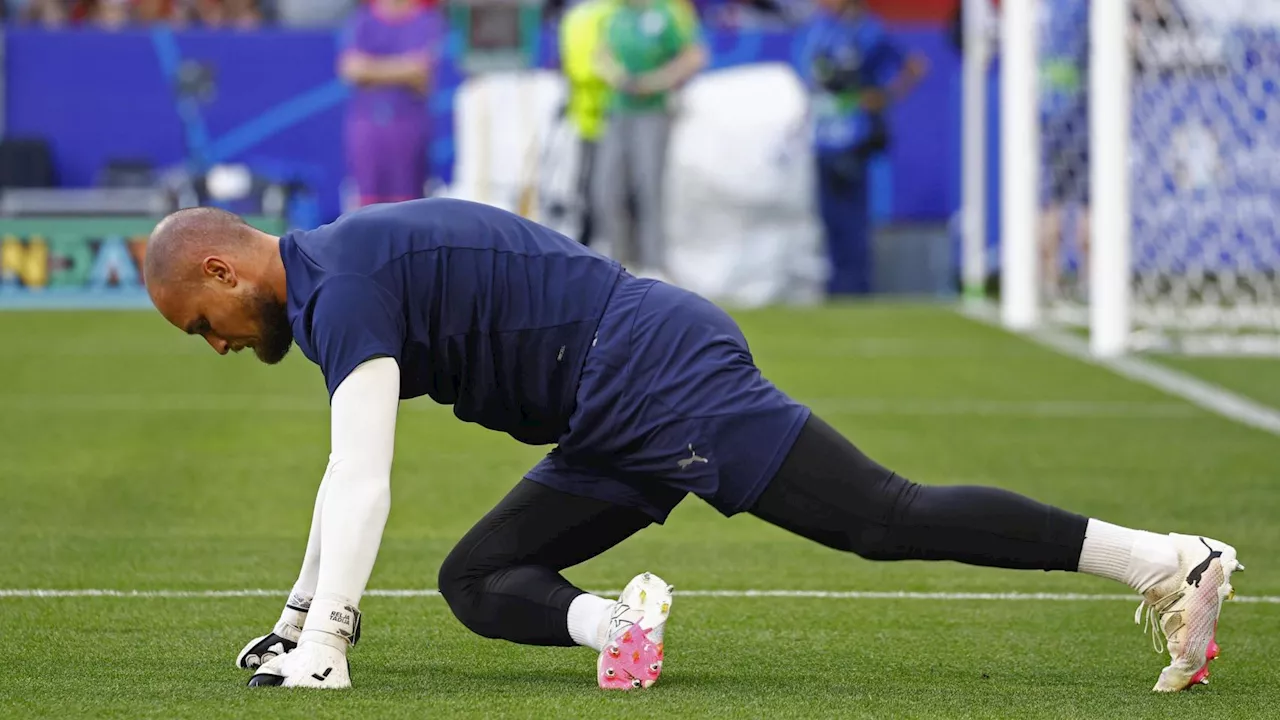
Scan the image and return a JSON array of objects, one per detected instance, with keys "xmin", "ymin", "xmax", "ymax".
[{"xmin": 142, "ymin": 199, "xmax": 1242, "ymax": 693}]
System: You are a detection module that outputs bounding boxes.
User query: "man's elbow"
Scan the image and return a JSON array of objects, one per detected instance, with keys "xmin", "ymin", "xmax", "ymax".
[{"xmin": 685, "ymin": 44, "xmax": 709, "ymax": 74}]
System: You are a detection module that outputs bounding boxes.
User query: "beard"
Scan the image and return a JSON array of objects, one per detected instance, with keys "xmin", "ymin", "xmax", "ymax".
[{"xmin": 249, "ymin": 287, "xmax": 293, "ymax": 365}]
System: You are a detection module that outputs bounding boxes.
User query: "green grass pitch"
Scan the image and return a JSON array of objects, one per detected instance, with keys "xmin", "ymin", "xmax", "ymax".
[{"xmin": 1, "ymin": 304, "xmax": 1277, "ymax": 719}]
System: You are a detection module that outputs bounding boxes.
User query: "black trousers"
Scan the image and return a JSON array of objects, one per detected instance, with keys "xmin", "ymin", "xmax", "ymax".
[{"xmin": 437, "ymin": 414, "xmax": 1089, "ymax": 646}]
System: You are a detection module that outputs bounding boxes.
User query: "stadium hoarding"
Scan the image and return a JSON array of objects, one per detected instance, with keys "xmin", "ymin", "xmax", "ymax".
[{"xmin": 0, "ymin": 216, "xmax": 285, "ymax": 309}]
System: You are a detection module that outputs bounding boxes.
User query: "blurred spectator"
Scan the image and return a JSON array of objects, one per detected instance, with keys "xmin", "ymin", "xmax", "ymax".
[
  {"xmin": 801, "ymin": 0, "xmax": 925, "ymax": 297},
  {"xmin": 1038, "ymin": 0, "xmax": 1087, "ymax": 300},
  {"xmin": 559, "ymin": 0, "xmax": 615, "ymax": 248},
  {"xmin": 593, "ymin": 0, "xmax": 707, "ymax": 280},
  {"xmin": 172, "ymin": 0, "xmax": 263, "ymax": 28},
  {"xmin": 337, "ymin": 0, "xmax": 443, "ymax": 207},
  {"xmin": 224, "ymin": 0, "xmax": 262, "ymax": 27},
  {"xmin": 275, "ymin": 0, "xmax": 352, "ymax": 27},
  {"xmin": 15, "ymin": 0, "xmax": 69, "ymax": 26},
  {"xmin": 94, "ymin": 0, "xmax": 132, "ymax": 27},
  {"xmin": 134, "ymin": 0, "xmax": 173, "ymax": 23}
]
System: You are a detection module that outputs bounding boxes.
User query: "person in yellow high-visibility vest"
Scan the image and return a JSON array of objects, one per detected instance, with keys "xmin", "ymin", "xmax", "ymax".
[{"xmin": 560, "ymin": 0, "xmax": 617, "ymax": 247}]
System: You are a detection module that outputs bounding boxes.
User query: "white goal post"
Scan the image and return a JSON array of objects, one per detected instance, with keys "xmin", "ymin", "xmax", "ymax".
[{"xmin": 984, "ymin": 0, "xmax": 1280, "ymax": 356}]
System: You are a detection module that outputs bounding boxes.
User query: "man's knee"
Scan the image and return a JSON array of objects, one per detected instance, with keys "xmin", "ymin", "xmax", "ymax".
[{"xmin": 437, "ymin": 541, "xmax": 502, "ymax": 639}]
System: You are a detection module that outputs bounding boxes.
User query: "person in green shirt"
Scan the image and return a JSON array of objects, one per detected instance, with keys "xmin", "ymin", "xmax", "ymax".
[
  {"xmin": 592, "ymin": 0, "xmax": 706, "ymax": 280},
  {"xmin": 559, "ymin": 0, "xmax": 617, "ymax": 248}
]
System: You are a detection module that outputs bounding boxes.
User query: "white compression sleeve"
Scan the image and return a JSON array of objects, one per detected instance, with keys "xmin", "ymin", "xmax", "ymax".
[
  {"xmin": 287, "ymin": 455, "xmax": 335, "ymax": 606},
  {"xmin": 300, "ymin": 356, "xmax": 400, "ymax": 649}
]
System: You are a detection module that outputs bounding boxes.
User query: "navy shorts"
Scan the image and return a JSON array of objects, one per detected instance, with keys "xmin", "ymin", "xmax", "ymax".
[{"xmin": 525, "ymin": 274, "xmax": 811, "ymax": 522}]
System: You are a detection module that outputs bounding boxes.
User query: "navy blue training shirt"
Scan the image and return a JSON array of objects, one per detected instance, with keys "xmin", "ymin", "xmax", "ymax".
[{"xmin": 279, "ymin": 198, "xmax": 623, "ymax": 445}]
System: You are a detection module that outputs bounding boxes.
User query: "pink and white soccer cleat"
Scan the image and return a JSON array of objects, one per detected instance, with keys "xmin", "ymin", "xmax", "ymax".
[
  {"xmin": 1135, "ymin": 534, "xmax": 1243, "ymax": 692},
  {"xmin": 597, "ymin": 572, "xmax": 673, "ymax": 691}
]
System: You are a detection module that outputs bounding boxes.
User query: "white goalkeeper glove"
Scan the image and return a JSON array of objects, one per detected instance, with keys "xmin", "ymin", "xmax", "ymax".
[
  {"xmin": 235, "ymin": 593, "xmax": 310, "ymax": 670},
  {"xmin": 247, "ymin": 597, "xmax": 361, "ymax": 689}
]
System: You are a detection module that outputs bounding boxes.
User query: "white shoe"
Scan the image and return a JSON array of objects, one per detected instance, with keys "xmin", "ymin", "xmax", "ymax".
[
  {"xmin": 597, "ymin": 572, "xmax": 673, "ymax": 690},
  {"xmin": 1135, "ymin": 534, "xmax": 1243, "ymax": 692}
]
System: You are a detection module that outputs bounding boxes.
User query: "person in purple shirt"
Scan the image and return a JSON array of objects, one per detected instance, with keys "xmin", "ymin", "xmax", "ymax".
[{"xmin": 338, "ymin": 0, "xmax": 443, "ymax": 207}]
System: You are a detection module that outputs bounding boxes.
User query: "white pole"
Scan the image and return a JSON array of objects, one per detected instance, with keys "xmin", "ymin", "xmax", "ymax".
[
  {"xmin": 1000, "ymin": 0, "xmax": 1039, "ymax": 330},
  {"xmin": 1090, "ymin": 0, "xmax": 1132, "ymax": 357},
  {"xmin": 961, "ymin": 0, "xmax": 989, "ymax": 303}
]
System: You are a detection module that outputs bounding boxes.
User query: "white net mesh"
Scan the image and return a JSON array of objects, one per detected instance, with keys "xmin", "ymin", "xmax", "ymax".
[{"xmin": 1038, "ymin": 0, "xmax": 1280, "ymax": 354}]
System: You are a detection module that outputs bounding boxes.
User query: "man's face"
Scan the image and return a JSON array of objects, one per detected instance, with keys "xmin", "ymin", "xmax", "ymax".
[{"xmin": 150, "ymin": 262, "xmax": 293, "ymax": 365}]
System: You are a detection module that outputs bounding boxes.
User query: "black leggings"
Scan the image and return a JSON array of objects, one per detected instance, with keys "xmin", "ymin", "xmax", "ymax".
[{"xmin": 437, "ymin": 414, "xmax": 1089, "ymax": 646}]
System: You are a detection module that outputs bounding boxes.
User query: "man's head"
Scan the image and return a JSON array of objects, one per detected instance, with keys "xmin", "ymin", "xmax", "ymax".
[{"xmin": 144, "ymin": 207, "xmax": 293, "ymax": 364}]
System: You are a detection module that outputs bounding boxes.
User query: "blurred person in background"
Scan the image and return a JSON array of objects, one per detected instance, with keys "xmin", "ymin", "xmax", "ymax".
[
  {"xmin": 559, "ymin": 0, "xmax": 615, "ymax": 248},
  {"xmin": 593, "ymin": 0, "xmax": 706, "ymax": 281},
  {"xmin": 173, "ymin": 0, "xmax": 263, "ymax": 28},
  {"xmin": 338, "ymin": 0, "xmax": 442, "ymax": 208},
  {"xmin": 274, "ymin": 0, "xmax": 353, "ymax": 27},
  {"xmin": 134, "ymin": 0, "xmax": 174, "ymax": 23},
  {"xmin": 14, "ymin": 0, "xmax": 68, "ymax": 25},
  {"xmin": 223, "ymin": 0, "xmax": 264, "ymax": 27},
  {"xmin": 802, "ymin": 0, "xmax": 925, "ymax": 298},
  {"xmin": 95, "ymin": 0, "xmax": 132, "ymax": 26},
  {"xmin": 1039, "ymin": 0, "xmax": 1089, "ymax": 301}
]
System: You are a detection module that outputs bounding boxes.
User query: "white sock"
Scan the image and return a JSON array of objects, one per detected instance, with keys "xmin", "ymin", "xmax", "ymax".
[
  {"xmin": 1077, "ymin": 519, "xmax": 1180, "ymax": 594},
  {"xmin": 567, "ymin": 594, "xmax": 616, "ymax": 651}
]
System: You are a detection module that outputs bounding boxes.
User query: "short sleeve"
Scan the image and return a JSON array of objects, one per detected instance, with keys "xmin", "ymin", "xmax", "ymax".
[
  {"xmin": 797, "ymin": 19, "xmax": 823, "ymax": 87},
  {"xmin": 406, "ymin": 9, "xmax": 444, "ymax": 61},
  {"xmin": 868, "ymin": 24, "xmax": 906, "ymax": 87},
  {"xmin": 668, "ymin": 0, "xmax": 703, "ymax": 50},
  {"xmin": 338, "ymin": 11, "xmax": 367, "ymax": 55},
  {"xmin": 308, "ymin": 274, "xmax": 405, "ymax": 399}
]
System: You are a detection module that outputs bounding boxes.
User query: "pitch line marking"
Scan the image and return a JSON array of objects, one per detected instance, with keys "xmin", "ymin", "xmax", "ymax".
[
  {"xmin": 1, "ymin": 588, "xmax": 1277, "ymax": 603},
  {"xmin": 959, "ymin": 302, "xmax": 1280, "ymax": 437}
]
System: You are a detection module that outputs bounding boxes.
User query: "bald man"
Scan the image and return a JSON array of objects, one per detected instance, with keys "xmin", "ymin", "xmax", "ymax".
[{"xmin": 144, "ymin": 199, "xmax": 1242, "ymax": 693}]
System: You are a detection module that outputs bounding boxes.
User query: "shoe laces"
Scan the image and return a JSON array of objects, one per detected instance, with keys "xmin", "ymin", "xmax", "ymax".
[{"xmin": 1135, "ymin": 588, "xmax": 1185, "ymax": 654}]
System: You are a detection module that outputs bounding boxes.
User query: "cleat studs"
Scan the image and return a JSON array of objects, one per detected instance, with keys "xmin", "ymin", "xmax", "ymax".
[
  {"xmin": 649, "ymin": 662, "xmax": 661, "ymax": 673},
  {"xmin": 607, "ymin": 644, "xmax": 620, "ymax": 657},
  {"xmin": 631, "ymin": 679, "xmax": 642, "ymax": 689},
  {"xmin": 605, "ymin": 668, "xmax": 615, "ymax": 678}
]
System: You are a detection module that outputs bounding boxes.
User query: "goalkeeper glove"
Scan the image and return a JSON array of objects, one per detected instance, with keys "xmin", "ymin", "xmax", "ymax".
[
  {"xmin": 248, "ymin": 596, "xmax": 361, "ymax": 689},
  {"xmin": 235, "ymin": 593, "xmax": 310, "ymax": 670}
]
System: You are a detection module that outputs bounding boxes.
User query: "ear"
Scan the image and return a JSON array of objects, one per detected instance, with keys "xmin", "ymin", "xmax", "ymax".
[{"xmin": 202, "ymin": 256, "xmax": 237, "ymax": 286}]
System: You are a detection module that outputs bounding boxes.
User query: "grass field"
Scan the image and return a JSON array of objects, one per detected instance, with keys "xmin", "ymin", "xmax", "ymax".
[{"xmin": 1, "ymin": 304, "xmax": 1277, "ymax": 719}]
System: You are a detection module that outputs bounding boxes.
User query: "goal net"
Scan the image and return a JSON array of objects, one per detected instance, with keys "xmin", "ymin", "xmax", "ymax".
[{"xmin": 996, "ymin": 0, "xmax": 1280, "ymax": 355}]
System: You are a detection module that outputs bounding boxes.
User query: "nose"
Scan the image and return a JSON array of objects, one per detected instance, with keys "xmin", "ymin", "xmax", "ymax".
[{"xmin": 204, "ymin": 334, "xmax": 229, "ymax": 355}]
